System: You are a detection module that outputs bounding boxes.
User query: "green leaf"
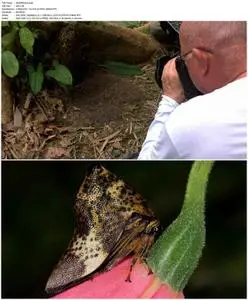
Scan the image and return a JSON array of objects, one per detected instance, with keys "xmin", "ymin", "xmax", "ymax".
[
  {"xmin": 18, "ymin": 21, "xmax": 27, "ymax": 27},
  {"xmin": 11, "ymin": 22, "xmax": 20, "ymax": 31},
  {"xmin": 46, "ymin": 64, "xmax": 73, "ymax": 85},
  {"xmin": 2, "ymin": 29, "xmax": 17, "ymax": 50},
  {"xmin": 111, "ymin": 21, "xmax": 142, "ymax": 28},
  {"xmin": 147, "ymin": 161, "xmax": 214, "ymax": 292},
  {"xmin": 19, "ymin": 27, "xmax": 35, "ymax": 55},
  {"xmin": 101, "ymin": 61, "xmax": 143, "ymax": 77},
  {"xmin": 2, "ymin": 21, "xmax": 9, "ymax": 27},
  {"xmin": 2, "ymin": 50, "xmax": 19, "ymax": 77},
  {"xmin": 28, "ymin": 63, "xmax": 44, "ymax": 95}
]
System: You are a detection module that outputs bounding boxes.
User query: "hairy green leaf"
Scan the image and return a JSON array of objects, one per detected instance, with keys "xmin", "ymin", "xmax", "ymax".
[
  {"xmin": 28, "ymin": 63, "xmax": 44, "ymax": 95},
  {"xmin": 102, "ymin": 61, "xmax": 143, "ymax": 76},
  {"xmin": 46, "ymin": 64, "xmax": 73, "ymax": 85},
  {"xmin": 2, "ymin": 50, "xmax": 19, "ymax": 77},
  {"xmin": 19, "ymin": 27, "xmax": 35, "ymax": 55},
  {"xmin": 147, "ymin": 161, "xmax": 214, "ymax": 292}
]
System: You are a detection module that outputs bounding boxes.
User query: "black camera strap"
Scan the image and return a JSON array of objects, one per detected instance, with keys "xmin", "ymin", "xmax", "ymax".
[
  {"xmin": 175, "ymin": 56, "xmax": 203, "ymax": 100},
  {"xmin": 155, "ymin": 54, "xmax": 202, "ymax": 100}
]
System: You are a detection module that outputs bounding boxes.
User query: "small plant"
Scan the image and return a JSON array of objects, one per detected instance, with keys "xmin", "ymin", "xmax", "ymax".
[{"xmin": 1, "ymin": 21, "xmax": 73, "ymax": 95}]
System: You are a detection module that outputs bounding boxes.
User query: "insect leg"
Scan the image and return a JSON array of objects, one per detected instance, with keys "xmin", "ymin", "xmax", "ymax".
[{"xmin": 125, "ymin": 256, "xmax": 138, "ymax": 282}]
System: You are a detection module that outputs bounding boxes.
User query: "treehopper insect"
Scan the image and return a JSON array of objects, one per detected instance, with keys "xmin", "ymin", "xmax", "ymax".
[{"xmin": 45, "ymin": 164, "xmax": 161, "ymax": 296}]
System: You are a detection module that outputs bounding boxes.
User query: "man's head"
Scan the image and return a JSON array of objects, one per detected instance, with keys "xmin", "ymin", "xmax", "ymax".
[{"xmin": 179, "ymin": 21, "xmax": 247, "ymax": 93}]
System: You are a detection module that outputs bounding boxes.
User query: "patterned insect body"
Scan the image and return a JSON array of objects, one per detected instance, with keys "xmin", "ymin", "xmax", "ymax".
[{"xmin": 45, "ymin": 164, "xmax": 161, "ymax": 296}]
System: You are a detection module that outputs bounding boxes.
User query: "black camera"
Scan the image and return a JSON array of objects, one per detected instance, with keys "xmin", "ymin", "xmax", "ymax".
[{"xmin": 155, "ymin": 22, "xmax": 202, "ymax": 100}]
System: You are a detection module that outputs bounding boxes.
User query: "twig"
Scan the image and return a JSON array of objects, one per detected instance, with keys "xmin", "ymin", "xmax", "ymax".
[
  {"xmin": 96, "ymin": 129, "xmax": 121, "ymax": 143},
  {"xmin": 129, "ymin": 122, "xmax": 133, "ymax": 134},
  {"xmin": 38, "ymin": 134, "xmax": 57, "ymax": 151},
  {"xmin": 99, "ymin": 138, "xmax": 109, "ymax": 153},
  {"xmin": 6, "ymin": 144, "xmax": 20, "ymax": 159}
]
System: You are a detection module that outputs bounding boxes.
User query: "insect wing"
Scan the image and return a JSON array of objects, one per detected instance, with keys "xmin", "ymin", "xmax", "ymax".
[
  {"xmin": 45, "ymin": 164, "xmax": 160, "ymax": 296},
  {"xmin": 45, "ymin": 165, "xmax": 126, "ymax": 295}
]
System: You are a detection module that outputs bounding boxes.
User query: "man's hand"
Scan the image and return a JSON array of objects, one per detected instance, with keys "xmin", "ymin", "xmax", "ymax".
[{"xmin": 162, "ymin": 58, "xmax": 185, "ymax": 104}]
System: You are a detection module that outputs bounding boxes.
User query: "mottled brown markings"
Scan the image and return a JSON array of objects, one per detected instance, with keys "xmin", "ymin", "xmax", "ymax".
[
  {"xmin": 45, "ymin": 164, "xmax": 160, "ymax": 297},
  {"xmin": 120, "ymin": 189, "xmax": 126, "ymax": 196}
]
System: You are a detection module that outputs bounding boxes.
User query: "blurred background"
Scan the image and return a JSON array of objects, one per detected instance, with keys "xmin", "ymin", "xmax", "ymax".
[{"xmin": 2, "ymin": 161, "xmax": 246, "ymax": 298}]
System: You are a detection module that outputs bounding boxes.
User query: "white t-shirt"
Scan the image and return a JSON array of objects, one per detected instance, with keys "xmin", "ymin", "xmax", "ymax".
[{"xmin": 138, "ymin": 77, "xmax": 247, "ymax": 159}]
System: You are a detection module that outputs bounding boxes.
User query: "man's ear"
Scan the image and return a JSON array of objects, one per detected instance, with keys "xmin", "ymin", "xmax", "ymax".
[{"xmin": 191, "ymin": 48, "xmax": 210, "ymax": 76}]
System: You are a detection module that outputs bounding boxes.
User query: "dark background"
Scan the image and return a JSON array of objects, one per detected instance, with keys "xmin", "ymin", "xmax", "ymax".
[{"xmin": 2, "ymin": 161, "xmax": 246, "ymax": 298}]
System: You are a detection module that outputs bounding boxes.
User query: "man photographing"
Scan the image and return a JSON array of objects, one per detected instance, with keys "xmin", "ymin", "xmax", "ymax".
[{"xmin": 138, "ymin": 21, "xmax": 247, "ymax": 159}]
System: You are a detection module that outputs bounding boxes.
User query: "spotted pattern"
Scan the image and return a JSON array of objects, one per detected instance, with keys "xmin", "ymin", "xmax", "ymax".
[{"xmin": 45, "ymin": 164, "xmax": 161, "ymax": 296}]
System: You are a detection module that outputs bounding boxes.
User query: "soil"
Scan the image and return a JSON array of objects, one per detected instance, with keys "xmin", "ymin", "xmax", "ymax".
[{"xmin": 2, "ymin": 61, "xmax": 161, "ymax": 159}]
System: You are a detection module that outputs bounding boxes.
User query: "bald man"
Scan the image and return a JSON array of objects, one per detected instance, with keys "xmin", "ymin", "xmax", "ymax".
[{"xmin": 138, "ymin": 21, "xmax": 247, "ymax": 159}]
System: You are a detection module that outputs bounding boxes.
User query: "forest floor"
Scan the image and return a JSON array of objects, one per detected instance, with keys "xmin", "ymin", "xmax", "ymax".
[{"xmin": 2, "ymin": 59, "xmax": 161, "ymax": 159}]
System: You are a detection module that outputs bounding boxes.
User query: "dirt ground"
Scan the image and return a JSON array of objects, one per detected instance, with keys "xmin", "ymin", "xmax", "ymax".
[{"xmin": 2, "ymin": 61, "xmax": 161, "ymax": 159}]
